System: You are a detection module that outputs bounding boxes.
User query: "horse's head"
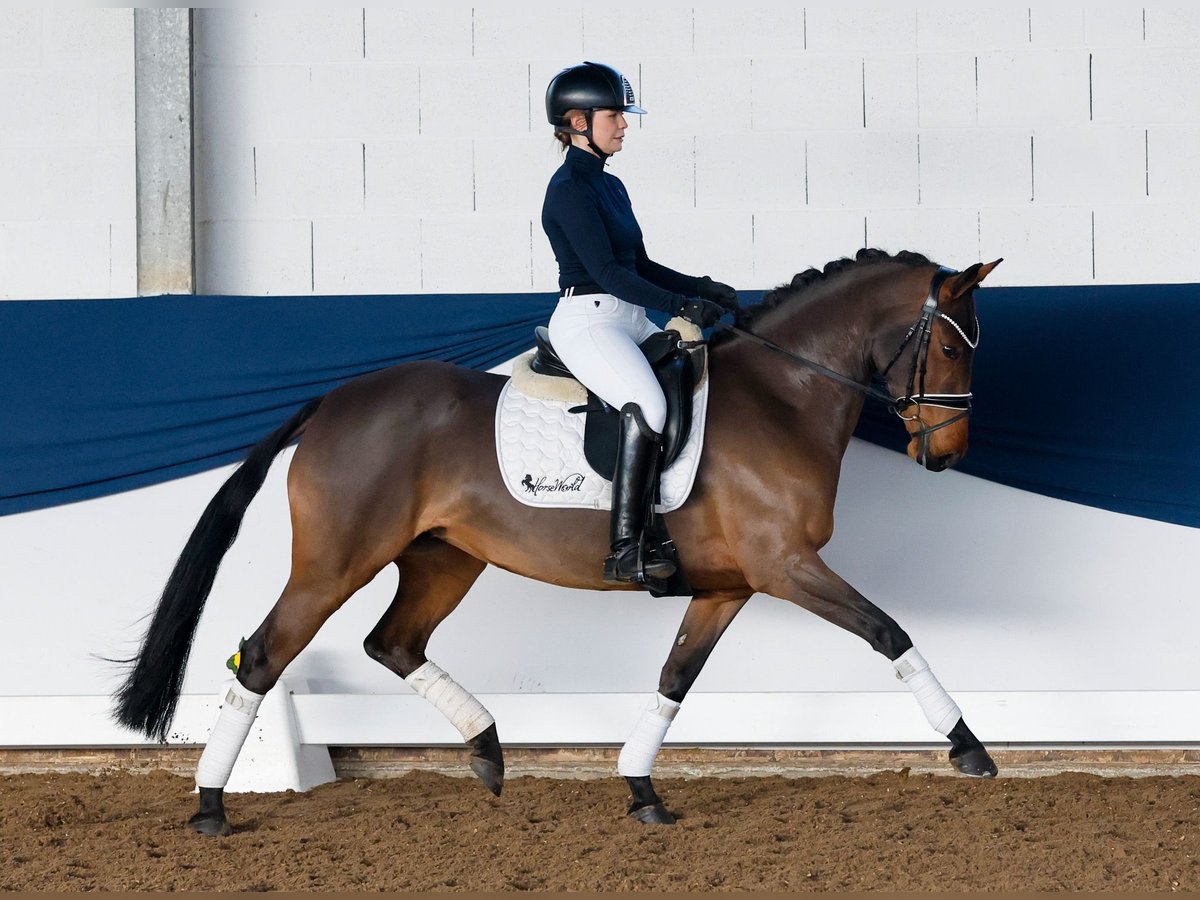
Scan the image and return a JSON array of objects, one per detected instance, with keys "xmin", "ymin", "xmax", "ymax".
[{"xmin": 874, "ymin": 260, "xmax": 1002, "ymax": 472}]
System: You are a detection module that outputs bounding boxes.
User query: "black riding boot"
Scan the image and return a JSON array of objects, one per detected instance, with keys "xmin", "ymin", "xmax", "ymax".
[{"xmin": 603, "ymin": 403, "xmax": 677, "ymax": 584}]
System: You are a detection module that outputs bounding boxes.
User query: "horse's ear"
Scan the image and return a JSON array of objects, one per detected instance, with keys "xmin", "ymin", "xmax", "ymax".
[{"xmin": 944, "ymin": 258, "xmax": 1003, "ymax": 301}]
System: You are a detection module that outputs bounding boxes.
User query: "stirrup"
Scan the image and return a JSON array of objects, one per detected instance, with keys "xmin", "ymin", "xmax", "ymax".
[{"xmin": 604, "ymin": 539, "xmax": 676, "ymax": 584}]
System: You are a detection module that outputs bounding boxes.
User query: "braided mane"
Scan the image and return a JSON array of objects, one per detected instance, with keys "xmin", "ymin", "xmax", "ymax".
[{"xmin": 724, "ymin": 248, "xmax": 936, "ymax": 338}]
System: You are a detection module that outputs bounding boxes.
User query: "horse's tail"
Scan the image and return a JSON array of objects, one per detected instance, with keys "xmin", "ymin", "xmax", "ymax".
[{"xmin": 112, "ymin": 397, "xmax": 324, "ymax": 740}]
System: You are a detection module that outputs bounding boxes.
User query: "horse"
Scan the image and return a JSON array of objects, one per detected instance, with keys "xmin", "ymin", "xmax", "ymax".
[{"xmin": 113, "ymin": 248, "xmax": 1002, "ymax": 835}]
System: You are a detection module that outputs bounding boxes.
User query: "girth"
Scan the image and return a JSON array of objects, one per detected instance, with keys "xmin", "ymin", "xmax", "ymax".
[{"xmin": 531, "ymin": 325, "xmax": 697, "ymax": 480}]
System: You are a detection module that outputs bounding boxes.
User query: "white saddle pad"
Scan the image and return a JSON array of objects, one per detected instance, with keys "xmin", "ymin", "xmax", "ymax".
[{"xmin": 495, "ymin": 359, "xmax": 710, "ymax": 513}]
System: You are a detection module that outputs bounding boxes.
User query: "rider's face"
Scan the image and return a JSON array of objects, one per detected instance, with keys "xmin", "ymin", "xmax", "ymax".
[{"xmin": 573, "ymin": 109, "xmax": 627, "ymax": 156}]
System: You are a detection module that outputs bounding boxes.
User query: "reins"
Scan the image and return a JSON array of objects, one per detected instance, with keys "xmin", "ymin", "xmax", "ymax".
[{"xmin": 708, "ymin": 266, "xmax": 978, "ymax": 463}]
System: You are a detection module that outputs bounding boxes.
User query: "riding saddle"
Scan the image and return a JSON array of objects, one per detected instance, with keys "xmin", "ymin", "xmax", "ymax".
[
  {"xmin": 529, "ymin": 325, "xmax": 698, "ymax": 481},
  {"xmin": 528, "ymin": 324, "xmax": 702, "ymax": 598}
]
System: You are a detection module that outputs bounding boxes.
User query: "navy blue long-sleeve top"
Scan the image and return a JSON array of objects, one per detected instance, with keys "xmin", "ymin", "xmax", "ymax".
[{"xmin": 541, "ymin": 145, "xmax": 700, "ymax": 314}]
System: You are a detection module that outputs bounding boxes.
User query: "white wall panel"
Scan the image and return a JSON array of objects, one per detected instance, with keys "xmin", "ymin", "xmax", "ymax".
[
  {"xmin": 0, "ymin": 145, "xmax": 131, "ymax": 221},
  {"xmin": 532, "ymin": 219, "xmax": 561, "ymax": 292},
  {"xmin": 977, "ymin": 206, "xmax": 1094, "ymax": 286},
  {"xmin": 583, "ymin": 6, "xmax": 692, "ymax": 59},
  {"xmin": 1032, "ymin": 126, "xmax": 1145, "ymax": 205},
  {"xmin": 420, "ymin": 214, "xmax": 533, "ymax": 292},
  {"xmin": 1149, "ymin": 125, "xmax": 1200, "ymax": 202},
  {"xmin": 195, "ymin": 64, "xmax": 308, "ymax": 145},
  {"xmin": 867, "ymin": 207, "xmax": 980, "ymax": 267},
  {"xmin": 248, "ymin": 9, "xmax": 363, "ymax": 65},
  {"xmin": 195, "ymin": 141, "xmax": 256, "ymax": 224},
  {"xmin": 1092, "ymin": 47, "xmax": 1200, "ymax": 124},
  {"xmin": 0, "ymin": 221, "xmax": 119, "ymax": 299},
  {"xmin": 641, "ymin": 57, "xmax": 753, "ymax": 135},
  {"xmin": 976, "ymin": 50, "xmax": 1091, "ymax": 127},
  {"xmin": 806, "ymin": 131, "xmax": 919, "ymax": 209},
  {"xmin": 0, "ymin": 7, "xmax": 42, "ymax": 67},
  {"xmin": 366, "ymin": 138, "xmax": 475, "ymax": 215},
  {"xmin": 864, "ymin": 53, "xmax": 919, "ymax": 130},
  {"xmin": 1145, "ymin": 7, "xmax": 1200, "ymax": 45},
  {"xmin": 475, "ymin": 135, "xmax": 563, "ymax": 215},
  {"xmin": 692, "ymin": 6, "xmax": 807, "ymax": 57},
  {"xmin": 473, "ymin": 5, "xmax": 585, "ymax": 60},
  {"xmin": 637, "ymin": 211, "xmax": 754, "ymax": 288},
  {"xmin": 418, "ymin": 60, "xmax": 529, "ymax": 137},
  {"xmin": 1029, "ymin": 6, "xmax": 1086, "ymax": 48},
  {"xmin": 752, "ymin": 209, "xmax": 867, "ymax": 288},
  {"xmin": 308, "ymin": 64, "xmax": 421, "ymax": 142},
  {"xmin": 695, "ymin": 132, "xmax": 805, "ymax": 211},
  {"xmin": 916, "ymin": 7, "xmax": 1030, "ymax": 51},
  {"xmin": 192, "ymin": 8, "xmax": 256, "ymax": 64},
  {"xmin": 1082, "ymin": 5, "xmax": 1144, "ymax": 46},
  {"xmin": 253, "ymin": 141, "xmax": 364, "ymax": 219},
  {"xmin": 1093, "ymin": 205, "xmax": 1200, "ymax": 284},
  {"xmin": 364, "ymin": 7, "xmax": 472, "ymax": 61},
  {"xmin": 4, "ymin": 437, "xmax": 1198, "ymax": 745},
  {"xmin": 196, "ymin": 219, "xmax": 312, "ymax": 296},
  {"xmin": 0, "ymin": 8, "xmax": 135, "ymax": 299},
  {"xmin": 915, "ymin": 52, "xmax": 978, "ymax": 128},
  {"xmin": 919, "ymin": 129, "xmax": 1031, "ymax": 207},
  {"xmin": 312, "ymin": 215, "xmax": 422, "ymax": 295},
  {"xmin": 751, "ymin": 55, "xmax": 863, "ymax": 131},
  {"xmin": 805, "ymin": 6, "xmax": 917, "ymax": 52},
  {"xmin": 608, "ymin": 132, "xmax": 696, "ymax": 213},
  {"xmin": 42, "ymin": 7, "xmax": 133, "ymax": 69}
]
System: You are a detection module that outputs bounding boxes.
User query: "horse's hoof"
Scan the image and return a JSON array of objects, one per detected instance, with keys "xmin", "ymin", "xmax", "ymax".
[
  {"xmin": 187, "ymin": 811, "xmax": 232, "ymax": 837},
  {"xmin": 467, "ymin": 723, "xmax": 505, "ymax": 796},
  {"xmin": 469, "ymin": 755, "xmax": 504, "ymax": 796},
  {"xmin": 628, "ymin": 801, "xmax": 676, "ymax": 825},
  {"xmin": 951, "ymin": 746, "xmax": 998, "ymax": 778}
]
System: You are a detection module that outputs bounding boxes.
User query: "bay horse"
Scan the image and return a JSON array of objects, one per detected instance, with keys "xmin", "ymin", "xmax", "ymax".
[{"xmin": 114, "ymin": 248, "xmax": 1002, "ymax": 835}]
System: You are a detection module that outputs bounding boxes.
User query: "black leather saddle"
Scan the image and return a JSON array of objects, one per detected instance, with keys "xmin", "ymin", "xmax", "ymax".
[{"xmin": 530, "ymin": 326, "xmax": 697, "ymax": 481}]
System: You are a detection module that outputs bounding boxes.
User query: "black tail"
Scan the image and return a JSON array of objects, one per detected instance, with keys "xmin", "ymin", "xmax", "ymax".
[{"xmin": 112, "ymin": 398, "xmax": 323, "ymax": 740}]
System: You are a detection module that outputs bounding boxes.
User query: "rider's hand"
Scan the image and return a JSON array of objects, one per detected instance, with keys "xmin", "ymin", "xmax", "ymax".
[
  {"xmin": 697, "ymin": 276, "xmax": 739, "ymax": 312},
  {"xmin": 678, "ymin": 298, "xmax": 726, "ymax": 329}
]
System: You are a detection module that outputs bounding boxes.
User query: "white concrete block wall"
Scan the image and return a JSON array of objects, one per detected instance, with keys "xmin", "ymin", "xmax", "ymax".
[
  {"xmin": 0, "ymin": 9, "xmax": 134, "ymax": 299},
  {"xmin": 9, "ymin": 5, "xmax": 1196, "ymax": 297}
]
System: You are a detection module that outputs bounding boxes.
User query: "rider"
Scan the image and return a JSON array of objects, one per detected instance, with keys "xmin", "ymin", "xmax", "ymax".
[{"xmin": 541, "ymin": 61, "xmax": 739, "ymax": 584}]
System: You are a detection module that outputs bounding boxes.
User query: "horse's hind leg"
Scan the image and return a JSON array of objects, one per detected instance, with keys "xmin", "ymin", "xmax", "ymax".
[
  {"xmin": 362, "ymin": 536, "xmax": 501, "ymax": 794},
  {"xmin": 755, "ymin": 553, "xmax": 997, "ymax": 778},
  {"xmin": 188, "ymin": 556, "xmax": 381, "ymax": 836},
  {"xmin": 619, "ymin": 589, "xmax": 750, "ymax": 824}
]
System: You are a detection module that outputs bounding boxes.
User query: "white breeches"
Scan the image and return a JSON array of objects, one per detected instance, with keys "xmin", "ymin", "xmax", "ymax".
[{"xmin": 548, "ymin": 293, "xmax": 667, "ymax": 433}]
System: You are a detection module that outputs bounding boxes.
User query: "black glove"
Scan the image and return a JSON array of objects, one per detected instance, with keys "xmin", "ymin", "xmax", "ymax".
[
  {"xmin": 678, "ymin": 298, "xmax": 726, "ymax": 329},
  {"xmin": 697, "ymin": 275, "xmax": 740, "ymax": 312}
]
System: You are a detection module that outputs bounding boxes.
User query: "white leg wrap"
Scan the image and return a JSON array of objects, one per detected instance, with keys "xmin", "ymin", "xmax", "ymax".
[
  {"xmin": 894, "ymin": 647, "xmax": 961, "ymax": 736},
  {"xmin": 405, "ymin": 661, "xmax": 495, "ymax": 742},
  {"xmin": 617, "ymin": 693, "xmax": 681, "ymax": 777},
  {"xmin": 195, "ymin": 681, "xmax": 264, "ymax": 789}
]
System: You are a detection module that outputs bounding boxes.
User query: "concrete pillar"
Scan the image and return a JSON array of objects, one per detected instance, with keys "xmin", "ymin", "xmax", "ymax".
[{"xmin": 134, "ymin": 9, "xmax": 194, "ymax": 295}]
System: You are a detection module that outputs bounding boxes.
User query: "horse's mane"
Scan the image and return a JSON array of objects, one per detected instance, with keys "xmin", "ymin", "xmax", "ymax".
[{"xmin": 717, "ymin": 247, "xmax": 936, "ymax": 343}]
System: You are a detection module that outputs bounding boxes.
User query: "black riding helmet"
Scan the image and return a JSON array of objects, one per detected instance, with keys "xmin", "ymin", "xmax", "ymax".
[{"xmin": 546, "ymin": 61, "xmax": 646, "ymax": 159}]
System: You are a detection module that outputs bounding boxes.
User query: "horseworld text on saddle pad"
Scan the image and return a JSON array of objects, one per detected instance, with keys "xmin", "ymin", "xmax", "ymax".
[{"xmin": 495, "ymin": 357, "xmax": 710, "ymax": 512}]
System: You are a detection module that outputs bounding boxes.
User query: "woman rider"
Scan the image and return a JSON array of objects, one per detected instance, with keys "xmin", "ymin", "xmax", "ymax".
[{"xmin": 541, "ymin": 61, "xmax": 739, "ymax": 584}]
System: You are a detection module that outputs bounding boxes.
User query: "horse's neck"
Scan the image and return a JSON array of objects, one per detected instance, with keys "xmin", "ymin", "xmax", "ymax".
[{"xmin": 717, "ymin": 276, "xmax": 886, "ymax": 454}]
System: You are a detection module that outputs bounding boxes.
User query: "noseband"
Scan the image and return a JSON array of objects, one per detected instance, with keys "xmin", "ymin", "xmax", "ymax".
[
  {"xmin": 717, "ymin": 266, "xmax": 979, "ymax": 465},
  {"xmin": 878, "ymin": 266, "xmax": 978, "ymax": 464}
]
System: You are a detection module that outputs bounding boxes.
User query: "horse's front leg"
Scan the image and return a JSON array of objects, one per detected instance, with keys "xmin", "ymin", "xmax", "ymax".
[
  {"xmin": 755, "ymin": 553, "xmax": 997, "ymax": 777},
  {"xmin": 619, "ymin": 589, "xmax": 751, "ymax": 824}
]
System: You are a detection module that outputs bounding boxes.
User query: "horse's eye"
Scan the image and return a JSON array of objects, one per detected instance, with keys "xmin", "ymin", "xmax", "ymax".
[{"xmin": 942, "ymin": 344, "xmax": 960, "ymax": 360}]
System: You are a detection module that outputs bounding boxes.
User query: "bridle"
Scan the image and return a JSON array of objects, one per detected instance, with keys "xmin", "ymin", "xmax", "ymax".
[{"xmin": 714, "ymin": 266, "xmax": 979, "ymax": 465}]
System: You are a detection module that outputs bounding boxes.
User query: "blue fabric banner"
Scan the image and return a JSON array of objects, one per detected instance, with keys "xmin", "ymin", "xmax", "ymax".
[{"xmin": 2, "ymin": 285, "xmax": 1197, "ymax": 527}]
